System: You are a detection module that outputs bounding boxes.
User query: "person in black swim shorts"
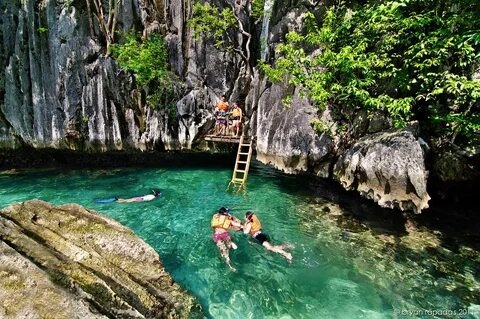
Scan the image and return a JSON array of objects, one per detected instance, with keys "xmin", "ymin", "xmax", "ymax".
[{"xmin": 242, "ymin": 211, "xmax": 293, "ymax": 262}]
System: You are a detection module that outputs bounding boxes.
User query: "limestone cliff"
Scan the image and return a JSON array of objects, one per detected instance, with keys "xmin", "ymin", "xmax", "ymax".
[
  {"xmin": 0, "ymin": 0, "xmax": 179, "ymax": 151},
  {"xmin": 1, "ymin": 0, "xmax": 475, "ymax": 213},
  {"xmin": 0, "ymin": 200, "xmax": 202, "ymax": 318}
]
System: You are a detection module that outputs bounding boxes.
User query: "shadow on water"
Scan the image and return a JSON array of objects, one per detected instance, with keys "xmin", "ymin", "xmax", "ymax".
[
  {"xmin": 249, "ymin": 158, "xmax": 480, "ymax": 252},
  {"xmin": 0, "ymin": 148, "xmax": 237, "ymax": 169},
  {"xmin": 249, "ymin": 159, "xmax": 408, "ymax": 236}
]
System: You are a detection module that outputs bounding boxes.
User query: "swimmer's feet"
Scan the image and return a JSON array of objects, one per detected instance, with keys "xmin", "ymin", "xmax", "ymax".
[{"xmin": 284, "ymin": 252, "xmax": 293, "ymax": 264}]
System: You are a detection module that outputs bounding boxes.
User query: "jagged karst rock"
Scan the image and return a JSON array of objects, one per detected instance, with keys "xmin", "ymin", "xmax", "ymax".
[
  {"xmin": 2, "ymin": 0, "xmax": 476, "ymax": 212},
  {"xmin": 334, "ymin": 129, "xmax": 430, "ymax": 213},
  {"xmin": 246, "ymin": 74, "xmax": 333, "ymax": 174},
  {"xmin": 0, "ymin": 200, "xmax": 201, "ymax": 318},
  {"xmin": 0, "ymin": 0, "xmax": 188, "ymax": 151}
]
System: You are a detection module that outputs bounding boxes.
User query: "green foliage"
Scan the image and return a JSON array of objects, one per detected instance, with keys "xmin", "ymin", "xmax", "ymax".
[
  {"xmin": 37, "ymin": 27, "xmax": 48, "ymax": 33},
  {"xmin": 311, "ymin": 118, "xmax": 333, "ymax": 136},
  {"xmin": 261, "ymin": 0, "xmax": 480, "ymax": 144},
  {"xmin": 188, "ymin": 2, "xmax": 237, "ymax": 49},
  {"xmin": 252, "ymin": 0, "xmax": 265, "ymax": 20},
  {"xmin": 111, "ymin": 33, "xmax": 173, "ymax": 108}
]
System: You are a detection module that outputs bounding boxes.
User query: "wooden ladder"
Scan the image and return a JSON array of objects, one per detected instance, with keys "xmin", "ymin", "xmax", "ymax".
[{"xmin": 228, "ymin": 135, "xmax": 253, "ymax": 192}]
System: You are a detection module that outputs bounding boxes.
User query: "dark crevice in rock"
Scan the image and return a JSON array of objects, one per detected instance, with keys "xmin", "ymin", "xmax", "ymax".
[
  {"xmin": 81, "ymin": 265, "xmax": 151, "ymax": 316},
  {"xmin": 0, "ymin": 230, "xmax": 113, "ymax": 318},
  {"xmin": 384, "ymin": 180, "xmax": 391, "ymax": 195},
  {"xmin": 405, "ymin": 176, "xmax": 418, "ymax": 197}
]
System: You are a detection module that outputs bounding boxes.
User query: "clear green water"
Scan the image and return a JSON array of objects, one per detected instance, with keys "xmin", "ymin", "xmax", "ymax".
[{"xmin": 1, "ymin": 163, "xmax": 479, "ymax": 319}]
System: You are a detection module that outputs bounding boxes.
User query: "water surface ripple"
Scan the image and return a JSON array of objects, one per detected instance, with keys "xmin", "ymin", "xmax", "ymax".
[{"xmin": 1, "ymin": 164, "xmax": 479, "ymax": 319}]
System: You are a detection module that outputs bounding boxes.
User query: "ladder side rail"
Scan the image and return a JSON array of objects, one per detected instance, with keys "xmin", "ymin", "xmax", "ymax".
[
  {"xmin": 230, "ymin": 135, "xmax": 244, "ymax": 183},
  {"xmin": 242, "ymin": 140, "xmax": 254, "ymax": 184}
]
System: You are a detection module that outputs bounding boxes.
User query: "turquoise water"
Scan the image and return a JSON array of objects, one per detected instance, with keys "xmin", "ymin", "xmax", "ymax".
[{"xmin": 1, "ymin": 162, "xmax": 479, "ymax": 318}]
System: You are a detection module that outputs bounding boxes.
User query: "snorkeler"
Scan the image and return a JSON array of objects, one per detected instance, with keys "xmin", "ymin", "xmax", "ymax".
[
  {"xmin": 211, "ymin": 207, "xmax": 242, "ymax": 271},
  {"xmin": 243, "ymin": 211, "xmax": 293, "ymax": 262},
  {"xmin": 116, "ymin": 189, "xmax": 161, "ymax": 203}
]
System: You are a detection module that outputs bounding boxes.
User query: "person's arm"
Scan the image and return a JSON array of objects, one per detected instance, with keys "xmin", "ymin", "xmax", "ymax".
[
  {"xmin": 243, "ymin": 222, "xmax": 251, "ymax": 235},
  {"xmin": 229, "ymin": 216, "xmax": 242, "ymax": 231}
]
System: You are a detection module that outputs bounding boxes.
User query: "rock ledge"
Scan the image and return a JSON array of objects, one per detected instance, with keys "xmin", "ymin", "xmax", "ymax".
[{"xmin": 0, "ymin": 200, "xmax": 201, "ymax": 318}]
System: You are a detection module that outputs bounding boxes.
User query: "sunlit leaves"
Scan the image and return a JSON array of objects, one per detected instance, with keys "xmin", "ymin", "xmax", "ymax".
[
  {"xmin": 111, "ymin": 33, "xmax": 173, "ymax": 108},
  {"xmin": 252, "ymin": 0, "xmax": 265, "ymax": 20},
  {"xmin": 188, "ymin": 2, "xmax": 236, "ymax": 49},
  {"xmin": 261, "ymin": 0, "xmax": 480, "ymax": 143}
]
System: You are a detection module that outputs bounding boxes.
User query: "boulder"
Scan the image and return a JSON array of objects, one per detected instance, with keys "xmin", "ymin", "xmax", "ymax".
[
  {"xmin": 334, "ymin": 129, "xmax": 430, "ymax": 213},
  {"xmin": 0, "ymin": 200, "xmax": 201, "ymax": 318}
]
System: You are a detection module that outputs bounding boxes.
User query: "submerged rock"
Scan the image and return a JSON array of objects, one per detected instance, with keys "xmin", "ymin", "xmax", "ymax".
[{"xmin": 0, "ymin": 200, "xmax": 201, "ymax": 318}]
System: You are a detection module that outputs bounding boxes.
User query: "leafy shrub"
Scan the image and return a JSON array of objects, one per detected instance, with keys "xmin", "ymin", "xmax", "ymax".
[
  {"xmin": 188, "ymin": 3, "xmax": 236, "ymax": 50},
  {"xmin": 111, "ymin": 33, "xmax": 173, "ymax": 108},
  {"xmin": 261, "ymin": 0, "xmax": 480, "ymax": 145}
]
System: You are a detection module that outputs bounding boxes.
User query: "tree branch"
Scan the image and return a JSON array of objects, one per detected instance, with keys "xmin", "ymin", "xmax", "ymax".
[{"xmin": 229, "ymin": 2, "xmax": 252, "ymax": 76}]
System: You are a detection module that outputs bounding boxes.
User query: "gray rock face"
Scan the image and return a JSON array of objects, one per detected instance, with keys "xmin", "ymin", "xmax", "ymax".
[
  {"xmin": 0, "ymin": 0, "xmax": 183, "ymax": 151},
  {"xmin": 0, "ymin": 200, "xmax": 201, "ymax": 318},
  {"xmin": 163, "ymin": 0, "xmax": 249, "ymax": 148},
  {"xmin": 334, "ymin": 129, "xmax": 431, "ymax": 213},
  {"xmin": 246, "ymin": 72, "xmax": 332, "ymax": 174},
  {"xmin": 0, "ymin": 0, "xmax": 436, "ymax": 212}
]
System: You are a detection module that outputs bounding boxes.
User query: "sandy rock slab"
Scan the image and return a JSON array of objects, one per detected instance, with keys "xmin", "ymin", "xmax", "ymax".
[{"xmin": 0, "ymin": 200, "xmax": 202, "ymax": 319}]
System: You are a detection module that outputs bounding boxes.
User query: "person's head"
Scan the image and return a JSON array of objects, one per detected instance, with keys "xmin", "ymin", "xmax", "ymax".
[
  {"xmin": 233, "ymin": 102, "xmax": 239, "ymax": 108},
  {"xmin": 152, "ymin": 189, "xmax": 161, "ymax": 197},
  {"xmin": 221, "ymin": 94, "xmax": 227, "ymax": 101},
  {"xmin": 218, "ymin": 207, "xmax": 230, "ymax": 215},
  {"xmin": 245, "ymin": 211, "xmax": 254, "ymax": 221}
]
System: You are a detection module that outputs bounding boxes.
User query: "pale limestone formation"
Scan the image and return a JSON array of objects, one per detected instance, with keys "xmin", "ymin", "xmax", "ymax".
[{"xmin": 0, "ymin": 200, "xmax": 201, "ymax": 318}]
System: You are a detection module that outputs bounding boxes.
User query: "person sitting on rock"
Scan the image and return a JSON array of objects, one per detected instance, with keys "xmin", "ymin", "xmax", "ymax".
[
  {"xmin": 211, "ymin": 207, "xmax": 242, "ymax": 271},
  {"xmin": 214, "ymin": 95, "xmax": 229, "ymax": 136},
  {"xmin": 242, "ymin": 211, "xmax": 293, "ymax": 263},
  {"xmin": 117, "ymin": 189, "xmax": 161, "ymax": 203}
]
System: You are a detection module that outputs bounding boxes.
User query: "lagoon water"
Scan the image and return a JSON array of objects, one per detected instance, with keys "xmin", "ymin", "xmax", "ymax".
[{"xmin": 1, "ymin": 162, "xmax": 479, "ymax": 318}]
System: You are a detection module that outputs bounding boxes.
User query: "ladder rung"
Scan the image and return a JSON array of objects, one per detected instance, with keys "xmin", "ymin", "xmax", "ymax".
[
  {"xmin": 236, "ymin": 170, "xmax": 246, "ymax": 173},
  {"xmin": 232, "ymin": 178, "xmax": 244, "ymax": 183},
  {"xmin": 237, "ymin": 161, "xmax": 248, "ymax": 164},
  {"xmin": 239, "ymin": 152, "xmax": 249, "ymax": 155},
  {"xmin": 240, "ymin": 144, "xmax": 251, "ymax": 147}
]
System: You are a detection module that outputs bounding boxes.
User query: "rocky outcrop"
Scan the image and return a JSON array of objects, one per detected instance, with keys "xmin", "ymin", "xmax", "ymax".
[
  {"xmin": 334, "ymin": 129, "xmax": 430, "ymax": 213},
  {"xmin": 3, "ymin": 0, "xmax": 476, "ymax": 213},
  {"xmin": 246, "ymin": 73, "xmax": 333, "ymax": 174},
  {"xmin": 247, "ymin": 68, "xmax": 431, "ymax": 212},
  {"xmin": 242, "ymin": 4, "xmax": 433, "ymax": 212},
  {"xmin": 0, "ymin": 0, "xmax": 250, "ymax": 150},
  {"xmin": 0, "ymin": 0, "xmax": 193, "ymax": 151},
  {"xmin": 0, "ymin": 200, "xmax": 201, "ymax": 318}
]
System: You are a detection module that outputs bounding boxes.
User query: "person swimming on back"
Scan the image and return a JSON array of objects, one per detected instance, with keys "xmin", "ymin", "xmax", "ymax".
[
  {"xmin": 116, "ymin": 189, "xmax": 161, "ymax": 203},
  {"xmin": 243, "ymin": 211, "xmax": 293, "ymax": 262}
]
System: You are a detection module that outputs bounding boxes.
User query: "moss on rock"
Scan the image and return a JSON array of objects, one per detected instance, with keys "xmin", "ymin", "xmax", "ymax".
[{"xmin": 0, "ymin": 200, "xmax": 202, "ymax": 318}]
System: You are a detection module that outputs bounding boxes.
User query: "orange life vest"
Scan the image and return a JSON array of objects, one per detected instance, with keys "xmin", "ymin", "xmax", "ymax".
[
  {"xmin": 246, "ymin": 214, "xmax": 262, "ymax": 236},
  {"xmin": 211, "ymin": 213, "xmax": 231, "ymax": 230},
  {"xmin": 217, "ymin": 101, "xmax": 229, "ymax": 112}
]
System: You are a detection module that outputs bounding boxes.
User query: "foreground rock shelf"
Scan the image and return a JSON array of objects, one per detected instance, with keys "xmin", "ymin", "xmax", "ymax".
[{"xmin": 0, "ymin": 200, "xmax": 201, "ymax": 318}]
